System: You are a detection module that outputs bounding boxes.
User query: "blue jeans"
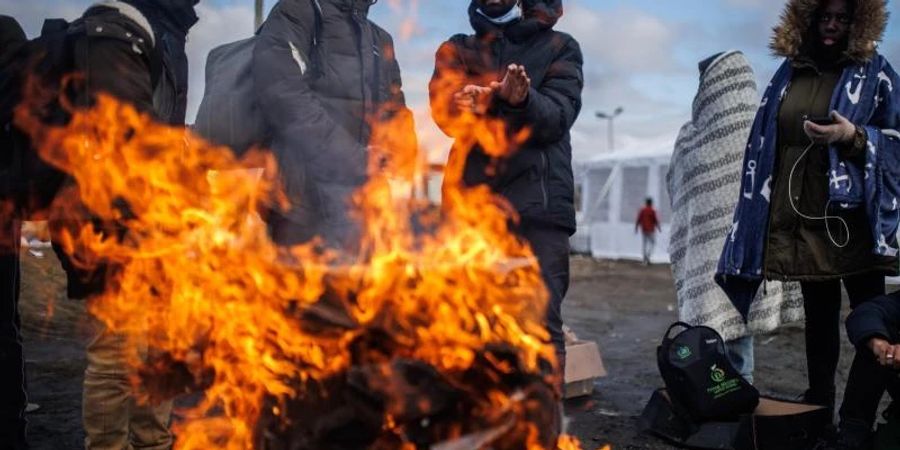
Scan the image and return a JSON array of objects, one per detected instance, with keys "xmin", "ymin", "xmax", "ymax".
[{"xmin": 726, "ymin": 335, "xmax": 755, "ymax": 384}]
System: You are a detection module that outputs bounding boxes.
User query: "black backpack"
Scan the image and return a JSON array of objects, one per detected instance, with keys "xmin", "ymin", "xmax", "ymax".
[
  {"xmin": 194, "ymin": 0, "xmax": 324, "ymax": 156},
  {"xmin": 657, "ymin": 322, "xmax": 760, "ymax": 422},
  {"xmin": 0, "ymin": 17, "xmax": 77, "ymax": 216}
]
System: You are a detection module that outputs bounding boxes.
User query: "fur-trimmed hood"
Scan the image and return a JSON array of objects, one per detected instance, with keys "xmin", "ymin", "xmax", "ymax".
[{"xmin": 770, "ymin": 0, "xmax": 889, "ymax": 63}]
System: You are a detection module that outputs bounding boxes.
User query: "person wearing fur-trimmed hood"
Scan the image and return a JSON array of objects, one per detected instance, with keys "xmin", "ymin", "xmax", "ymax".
[{"xmin": 714, "ymin": 0, "xmax": 900, "ymax": 433}]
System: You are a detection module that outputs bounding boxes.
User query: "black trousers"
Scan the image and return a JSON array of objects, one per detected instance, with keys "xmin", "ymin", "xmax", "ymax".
[
  {"xmin": 517, "ymin": 222, "xmax": 570, "ymax": 371},
  {"xmin": 839, "ymin": 346, "xmax": 900, "ymax": 434},
  {"xmin": 800, "ymin": 272, "xmax": 885, "ymax": 405},
  {"xmin": 0, "ymin": 218, "xmax": 26, "ymax": 449}
]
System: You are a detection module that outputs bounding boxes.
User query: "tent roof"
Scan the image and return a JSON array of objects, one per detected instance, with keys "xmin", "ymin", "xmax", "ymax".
[{"xmin": 578, "ymin": 145, "xmax": 673, "ymax": 169}]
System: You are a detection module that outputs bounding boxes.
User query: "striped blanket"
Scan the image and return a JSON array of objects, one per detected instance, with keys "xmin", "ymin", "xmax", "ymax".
[{"xmin": 667, "ymin": 51, "xmax": 803, "ymax": 341}]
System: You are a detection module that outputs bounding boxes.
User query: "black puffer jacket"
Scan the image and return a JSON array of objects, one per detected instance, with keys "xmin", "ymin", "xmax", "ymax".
[
  {"xmin": 254, "ymin": 0, "xmax": 415, "ymax": 246},
  {"xmin": 430, "ymin": 0, "xmax": 583, "ymax": 233},
  {"xmin": 49, "ymin": 0, "xmax": 197, "ymax": 299}
]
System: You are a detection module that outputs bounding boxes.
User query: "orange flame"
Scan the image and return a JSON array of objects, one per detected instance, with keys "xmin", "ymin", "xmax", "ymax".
[
  {"xmin": 10, "ymin": 1, "xmax": 592, "ymax": 445},
  {"xmin": 14, "ymin": 86, "xmax": 579, "ymax": 447}
]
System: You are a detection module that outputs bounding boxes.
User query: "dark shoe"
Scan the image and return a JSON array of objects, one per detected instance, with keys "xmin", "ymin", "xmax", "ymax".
[{"xmin": 834, "ymin": 418, "xmax": 874, "ymax": 450}]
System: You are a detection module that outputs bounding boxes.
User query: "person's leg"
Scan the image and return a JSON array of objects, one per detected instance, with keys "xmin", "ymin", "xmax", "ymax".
[
  {"xmin": 726, "ymin": 335, "xmax": 755, "ymax": 384},
  {"xmin": 129, "ymin": 331, "xmax": 173, "ymax": 449},
  {"xmin": 518, "ymin": 223, "xmax": 570, "ymax": 379},
  {"xmin": 800, "ymin": 279, "xmax": 842, "ymax": 409},
  {"xmin": 129, "ymin": 398, "xmax": 172, "ymax": 450},
  {"xmin": 837, "ymin": 349, "xmax": 891, "ymax": 446},
  {"xmin": 82, "ymin": 316, "xmax": 132, "ymax": 450},
  {"xmin": 641, "ymin": 233, "xmax": 650, "ymax": 265},
  {"xmin": 0, "ymin": 218, "xmax": 26, "ymax": 449}
]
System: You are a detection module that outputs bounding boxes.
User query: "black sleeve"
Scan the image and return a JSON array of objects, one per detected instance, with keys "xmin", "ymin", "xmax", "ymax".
[
  {"xmin": 429, "ymin": 39, "xmax": 471, "ymax": 138},
  {"xmin": 496, "ymin": 36, "xmax": 584, "ymax": 144},
  {"xmin": 375, "ymin": 38, "xmax": 418, "ymax": 176},
  {"xmin": 252, "ymin": 2, "xmax": 367, "ymax": 184},
  {"xmin": 846, "ymin": 294, "xmax": 900, "ymax": 348}
]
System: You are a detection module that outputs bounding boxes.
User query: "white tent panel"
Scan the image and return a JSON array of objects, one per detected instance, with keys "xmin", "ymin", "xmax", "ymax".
[{"xmin": 572, "ymin": 146, "xmax": 673, "ymax": 263}]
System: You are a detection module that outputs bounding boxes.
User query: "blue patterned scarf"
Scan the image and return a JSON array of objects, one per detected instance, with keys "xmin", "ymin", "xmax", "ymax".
[{"xmin": 716, "ymin": 53, "xmax": 900, "ymax": 319}]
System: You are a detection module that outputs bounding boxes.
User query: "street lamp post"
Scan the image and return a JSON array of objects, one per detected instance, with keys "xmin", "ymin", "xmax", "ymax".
[
  {"xmin": 595, "ymin": 107, "xmax": 624, "ymax": 151},
  {"xmin": 255, "ymin": 0, "xmax": 264, "ymax": 30}
]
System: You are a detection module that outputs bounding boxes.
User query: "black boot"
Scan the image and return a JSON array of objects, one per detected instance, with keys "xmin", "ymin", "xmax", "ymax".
[{"xmin": 833, "ymin": 418, "xmax": 874, "ymax": 450}]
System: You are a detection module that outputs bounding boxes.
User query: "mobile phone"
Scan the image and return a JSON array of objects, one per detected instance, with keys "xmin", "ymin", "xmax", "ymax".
[{"xmin": 804, "ymin": 115, "xmax": 834, "ymax": 126}]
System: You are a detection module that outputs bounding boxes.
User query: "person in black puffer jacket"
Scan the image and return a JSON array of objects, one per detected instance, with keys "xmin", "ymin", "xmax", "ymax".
[
  {"xmin": 254, "ymin": 0, "xmax": 416, "ymax": 250},
  {"xmin": 430, "ymin": 0, "xmax": 583, "ymax": 375}
]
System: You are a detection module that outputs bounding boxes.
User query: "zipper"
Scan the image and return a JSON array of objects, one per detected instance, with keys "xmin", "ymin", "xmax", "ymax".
[
  {"xmin": 350, "ymin": 7, "xmax": 370, "ymax": 142},
  {"xmin": 539, "ymin": 152, "xmax": 549, "ymax": 210}
]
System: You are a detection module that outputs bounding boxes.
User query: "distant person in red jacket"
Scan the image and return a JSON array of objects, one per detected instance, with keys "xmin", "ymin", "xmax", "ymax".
[{"xmin": 635, "ymin": 197, "xmax": 661, "ymax": 265}]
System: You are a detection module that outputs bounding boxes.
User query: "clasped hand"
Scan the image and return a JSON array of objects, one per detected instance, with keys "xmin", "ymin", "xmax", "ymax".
[{"xmin": 453, "ymin": 64, "xmax": 531, "ymax": 115}]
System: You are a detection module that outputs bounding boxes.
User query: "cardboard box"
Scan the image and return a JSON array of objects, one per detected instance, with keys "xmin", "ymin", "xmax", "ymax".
[
  {"xmin": 563, "ymin": 340, "xmax": 607, "ymax": 399},
  {"xmin": 639, "ymin": 389, "xmax": 831, "ymax": 450}
]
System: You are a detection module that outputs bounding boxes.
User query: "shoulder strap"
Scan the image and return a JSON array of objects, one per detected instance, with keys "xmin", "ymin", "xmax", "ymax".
[
  {"xmin": 663, "ymin": 322, "xmax": 693, "ymax": 341},
  {"xmin": 308, "ymin": 0, "xmax": 324, "ymax": 78}
]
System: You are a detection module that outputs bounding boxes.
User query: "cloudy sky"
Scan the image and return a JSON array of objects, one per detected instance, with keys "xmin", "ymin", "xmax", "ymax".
[{"xmin": 3, "ymin": 0, "xmax": 899, "ymax": 163}]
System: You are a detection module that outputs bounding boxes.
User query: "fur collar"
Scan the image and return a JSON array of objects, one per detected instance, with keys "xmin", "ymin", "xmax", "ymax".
[{"xmin": 770, "ymin": 0, "xmax": 889, "ymax": 63}]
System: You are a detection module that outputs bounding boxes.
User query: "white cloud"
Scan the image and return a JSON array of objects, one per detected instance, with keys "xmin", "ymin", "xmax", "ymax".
[{"xmin": 184, "ymin": 3, "xmax": 255, "ymax": 121}]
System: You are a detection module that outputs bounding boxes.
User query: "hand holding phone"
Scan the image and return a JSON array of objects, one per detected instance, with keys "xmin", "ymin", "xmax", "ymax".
[{"xmin": 803, "ymin": 111, "xmax": 855, "ymax": 145}]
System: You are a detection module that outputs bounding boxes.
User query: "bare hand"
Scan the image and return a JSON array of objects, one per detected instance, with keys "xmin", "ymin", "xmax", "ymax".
[
  {"xmin": 490, "ymin": 64, "xmax": 531, "ymax": 107},
  {"xmin": 803, "ymin": 111, "xmax": 856, "ymax": 145},
  {"xmin": 869, "ymin": 338, "xmax": 900, "ymax": 369},
  {"xmin": 453, "ymin": 84, "xmax": 493, "ymax": 115}
]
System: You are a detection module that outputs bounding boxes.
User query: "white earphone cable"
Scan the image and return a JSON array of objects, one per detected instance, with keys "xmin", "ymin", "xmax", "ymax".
[{"xmin": 786, "ymin": 141, "xmax": 850, "ymax": 248}]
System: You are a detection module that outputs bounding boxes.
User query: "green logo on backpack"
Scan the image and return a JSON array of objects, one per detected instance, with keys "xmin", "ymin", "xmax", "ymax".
[
  {"xmin": 706, "ymin": 364, "xmax": 741, "ymax": 399},
  {"xmin": 710, "ymin": 365, "xmax": 726, "ymax": 383},
  {"xmin": 676, "ymin": 345, "xmax": 692, "ymax": 360}
]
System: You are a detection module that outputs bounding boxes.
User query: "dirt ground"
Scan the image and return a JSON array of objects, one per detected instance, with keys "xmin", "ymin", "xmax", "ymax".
[{"xmin": 16, "ymin": 252, "xmax": 873, "ymax": 449}]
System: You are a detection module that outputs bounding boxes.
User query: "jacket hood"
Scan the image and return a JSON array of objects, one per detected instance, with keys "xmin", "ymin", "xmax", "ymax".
[
  {"xmin": 328, "ymin": 0, "xmax": 376, "ymax": 16},
  {"xmin": 0, "ymin": 15, "xmax": 25, "ymax": 67},
  {"xmin": 469, "ymin": 0, "xmax": 563, "ymax": 40},
  {"xmin": 770, "ymin": 0, "xmax": 889, "ymax": 63},
  {"xmin": 123, "ymin": 0, "xmax": 199, "ymax": 38},
  {"xmin": 692, "ymin": 50, "xmax": 758, "ymax": 127}
]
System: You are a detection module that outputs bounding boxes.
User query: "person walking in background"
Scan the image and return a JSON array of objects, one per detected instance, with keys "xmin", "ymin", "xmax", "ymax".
[
  {"xmin": 668, "ymin": 51, "xmax": 803, "ymax": 383},
  {"xmin": 717, "ymin": 0, "xmax": 900, "ymax": 446},
  {"xmin": 430, "ymin": 0, "xmax": 583, "ymax": 377},
  {"xmin": 635, "ymin": 198, "xmax": 661, "ymax": 265}
]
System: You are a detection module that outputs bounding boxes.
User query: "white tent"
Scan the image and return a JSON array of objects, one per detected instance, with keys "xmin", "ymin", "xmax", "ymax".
[{"xmin": 571, "ymin": 145, "xmax": 674, "ymax": 263}]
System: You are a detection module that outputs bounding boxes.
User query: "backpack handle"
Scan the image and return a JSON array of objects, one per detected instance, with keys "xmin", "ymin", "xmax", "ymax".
[{"xmin": 663, "ymin": 322, "xmax": 693, "ymax": 341}]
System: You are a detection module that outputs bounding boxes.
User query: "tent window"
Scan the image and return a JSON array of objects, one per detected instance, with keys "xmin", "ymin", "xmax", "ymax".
[
  {"xmin": 620, "ymin": 167, "xmax": 649, "ymax": 223},
  {"xmin": 585, "ymin": 168, "xmax": 612, "ymax": 222},
  {"xmin": 658, "ymin": 165, "xmax": 671, "ymax": 224}
]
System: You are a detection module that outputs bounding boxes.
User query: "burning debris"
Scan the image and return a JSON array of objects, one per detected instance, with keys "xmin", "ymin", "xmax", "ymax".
[{"xmin": 14, "ymin": 89, "xmax": 592, "ymax": 449}]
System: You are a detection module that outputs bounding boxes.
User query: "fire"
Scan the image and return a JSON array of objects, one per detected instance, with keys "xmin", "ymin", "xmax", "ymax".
[
  {"xmin": 14, "ymin": 95, "xmax": 585, "ymax": 448},
  {"xmin": 10, "ymin": 3, "xmax": 601, "ymax": 447}
]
